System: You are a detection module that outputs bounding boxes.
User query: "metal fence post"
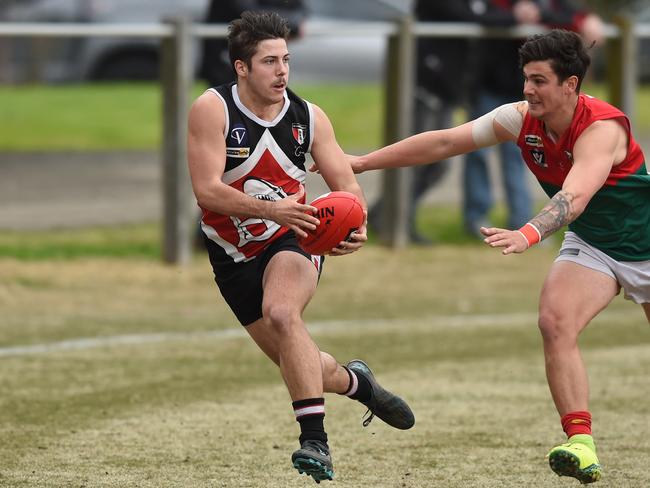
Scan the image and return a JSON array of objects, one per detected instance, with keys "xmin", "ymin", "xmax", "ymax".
[
  {"xmin": 161, "ymin": 16, "xmax": 194, "ymax": 264},
  {"xmin": 607, "ymin": 15, "xmax": 637, "ymax": 126},
  {"xmin": 380, "ymin": 15, "xmax": 415, "ymax": 247}
]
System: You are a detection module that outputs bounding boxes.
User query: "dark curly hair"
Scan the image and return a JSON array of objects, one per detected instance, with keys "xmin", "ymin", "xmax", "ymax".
[
  {"xmin": 228, "ymin": 11, "xmax": 290, "ymax": 72},
  {"xmin": 519, "ymin": 29, "xmax": 591, "ymax": 92}
]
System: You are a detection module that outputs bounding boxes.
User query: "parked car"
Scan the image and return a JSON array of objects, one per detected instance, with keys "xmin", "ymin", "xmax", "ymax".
[
  {"xmin": 0, "ymin": 0, "xmax": 410, "ymax": 83},
  {"xmin": 0, "ymin": 0, "xmax": 205, "ymax": 81},
  {"xmin": 9, "ymin": 0, "xmax": 646, "ymax": 84}
]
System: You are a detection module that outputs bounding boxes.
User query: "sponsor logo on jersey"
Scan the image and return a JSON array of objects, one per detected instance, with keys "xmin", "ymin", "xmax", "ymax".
[
  {"xmin": 524, "ymin": 134, "xmax": 544, "ymax": 147},
  {"xmin": 226, "ymin": 147, "xmax": 250, "ymax": 158},
  {"xmin": 292, "ymin": 123, "xmax": 307, "ymax": 145},
  {"xmin": 530, "ymin": 149, "xmax": 547, "ymax": 168},
  {"xmin": 230, "ymin": 124, "xmax": 248, "ymax": 145}
]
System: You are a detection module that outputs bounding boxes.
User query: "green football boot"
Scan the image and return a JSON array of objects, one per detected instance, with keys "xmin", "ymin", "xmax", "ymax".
[
  {"xmin": 292, "ymin": 439, "xmax": 334, "ymax": 483},
  {"xmin": 548, "ymin": 437, "xmax": 601, "ymax": 484}
]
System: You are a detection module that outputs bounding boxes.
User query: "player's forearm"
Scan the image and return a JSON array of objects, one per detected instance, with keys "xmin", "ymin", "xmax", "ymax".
[
  {"xmin": 356, "ymin": 130, "xmax": 465, "ymax": 172},
  {"xmin": 331, "ymin": 181, "xmax": 367, "ymax": 211},
  {"xmin": 529, "ymin": 190, "xmax": 581, "ymax": 239},
  {"xmin": 315, "ymin": 154, "xmax": 368, "ymax": 210},
  {"xmin": 194, "ymin": 182, "xmax": 274, "ymax": 220},
  {"xmin": 356, "ymin": 133, "xmax": 436, "ymax": 171}
]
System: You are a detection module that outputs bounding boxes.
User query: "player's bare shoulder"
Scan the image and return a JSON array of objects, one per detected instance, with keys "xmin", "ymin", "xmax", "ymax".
[
  {"xmin": 574, "ymin": 118, "xmax": 629, "ymax": 166},
  {"xmin": 309, "ymin": 103, "xmax": 338, "ymax": 148},
  {"xmin": 188, "ymin": 90, "xmax": 227, "ymax": 133},
  {"xmin": 310, "ymin": 103, "xmax": 330, "ymax": 130}
]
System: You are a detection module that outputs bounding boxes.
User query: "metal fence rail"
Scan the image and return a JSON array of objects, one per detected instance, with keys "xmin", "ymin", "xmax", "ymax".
[{"xmin": 0, "ymin": 19, "xmax": 647, "ymax": 261}]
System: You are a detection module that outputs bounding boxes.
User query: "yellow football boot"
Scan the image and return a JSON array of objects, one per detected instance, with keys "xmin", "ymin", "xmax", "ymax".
[{"xmin": 548, "ymin": 437, "xmax": 601, "ymax": 484}]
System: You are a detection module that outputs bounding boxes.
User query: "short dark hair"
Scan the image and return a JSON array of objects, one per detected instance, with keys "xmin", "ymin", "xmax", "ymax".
[
  {"xmin": 518, "ymin": 29, "xmax": 591, "ymax": 92},
  {"xmin": 228, "ymin": 11, "xmax": 290, "ymax": 72}
]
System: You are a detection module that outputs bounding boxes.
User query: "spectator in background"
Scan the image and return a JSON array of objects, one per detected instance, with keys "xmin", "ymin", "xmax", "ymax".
[
  {"xmin": 368, "ymin": 1, "xmax": 547, "ymax": 244},
  {"xmin": 463, "ymin": 0, "xmax": 603, "ymax": 238},
  {"xmin": 200, "ymin": 0, "xmax": 308, "ymax": 87},
  {"xmin": 537, "ymin": 0, "xmax": 604, "ymax": 46},
  {"xmin": 369, "ymin": 1, "xmax": 476, "ymax": 245},
  {"xmin": 463, "ymin": 0, "xmax": 540, "ymax": 238}
]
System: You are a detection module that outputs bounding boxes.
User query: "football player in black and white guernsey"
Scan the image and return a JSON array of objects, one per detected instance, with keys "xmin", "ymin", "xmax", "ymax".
[{"xmin": 187, "ymin": 11, "xmax": 414, "ymax": 483}]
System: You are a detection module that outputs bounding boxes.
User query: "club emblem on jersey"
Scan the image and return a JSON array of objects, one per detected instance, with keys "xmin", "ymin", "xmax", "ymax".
[
  {"xmin": 524, "ymin": 134, "xmax": 544, "ymax": 147},
  {"xmin": 243, "ymin": 177, "xmax": 288, "ymax": 202},
  {"xmin": 292, "ymin": 123, "xmax": 307, "ymax": 145},
  {"xmin": 530, "ymin": 149, "xmax": 547, "ymax": 168},
  {"xmin": 231, "ymin": 178, "xmax": 289, "ymax": 246},
  {"xmin": 230, "ymin": 123, "xmax": 248, "ymax": 145}
]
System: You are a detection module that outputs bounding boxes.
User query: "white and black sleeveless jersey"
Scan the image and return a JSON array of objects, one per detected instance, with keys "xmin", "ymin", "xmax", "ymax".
[{"xmin": 200, "ymin": 82, "xmax": 315, "ymax": 264}]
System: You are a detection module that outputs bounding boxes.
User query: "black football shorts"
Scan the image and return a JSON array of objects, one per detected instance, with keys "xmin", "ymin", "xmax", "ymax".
[{"xmin": 204, "ymin": 231, "xmax": 324, "ymax": 326}]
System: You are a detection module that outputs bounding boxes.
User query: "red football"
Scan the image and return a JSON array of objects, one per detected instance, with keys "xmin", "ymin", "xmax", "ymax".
[{"xmin": 298, "ymin": 191, "xmax": 364, "ymax": 255}]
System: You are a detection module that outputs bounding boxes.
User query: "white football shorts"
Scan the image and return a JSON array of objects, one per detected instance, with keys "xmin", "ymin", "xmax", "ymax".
[{"xmin": 555, "ymin": 231, "xmax": 650, "ymax": 304}]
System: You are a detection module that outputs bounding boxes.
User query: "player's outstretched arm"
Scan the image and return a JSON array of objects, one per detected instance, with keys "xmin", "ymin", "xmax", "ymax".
[
  {"xmin": 350, "ymin": 123, "xmax": 477, "ymax": 173},
  {"xmin": 187, "ymin": 93, "xmax": 319, "ymax": 238},
  {"xmin": 349, "ymin": 102, "xmax": 525, "ymax": 174},
  {"xmin": 482, "ymin": 119, "xmax": 621, "ymax": 255},
  {"xmin": 309, "ymin": 104, "xmax": 367, "ymax": 255}
]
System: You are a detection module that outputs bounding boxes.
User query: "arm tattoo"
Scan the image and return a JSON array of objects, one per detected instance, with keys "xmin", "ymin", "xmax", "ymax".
[{"xmin": 529, "ymin": 190, "xmax": 575, "ymax": 239}]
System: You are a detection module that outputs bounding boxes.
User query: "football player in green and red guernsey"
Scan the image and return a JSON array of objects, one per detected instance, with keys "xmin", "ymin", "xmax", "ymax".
[{"xmin": 347, "ymin": 29, "xmax": 650, "ymax": 484}]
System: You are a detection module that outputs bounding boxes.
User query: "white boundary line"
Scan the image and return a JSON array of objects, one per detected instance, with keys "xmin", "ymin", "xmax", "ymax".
[{"xmin": 0, "ymin": 310, "xmax": 640, "ymax": 358}]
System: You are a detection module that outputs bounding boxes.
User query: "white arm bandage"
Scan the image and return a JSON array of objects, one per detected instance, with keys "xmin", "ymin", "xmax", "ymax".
[{"xmin": 471, "ymin": 102, "xmax": 525, "ymax": 148}]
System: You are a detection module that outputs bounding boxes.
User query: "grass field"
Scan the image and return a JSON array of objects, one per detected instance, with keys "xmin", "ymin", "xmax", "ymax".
[
  {"xmin": 1, "ymin": 79, "xmax": 649, "ymax": 486},
  {"xmin": 0, "ymin": 82, "xmax": 383, "ymax": 151},
  {"xmin": 0, "ymin": 81, "xmax": 649, "ymax": 152},
  {"xmin": 1, "ymin": 233, "xmax": 649, "ymax": 487},
  {"xmin": 0, "ymin": 203, "xmax": 526, "ymax": 261}
]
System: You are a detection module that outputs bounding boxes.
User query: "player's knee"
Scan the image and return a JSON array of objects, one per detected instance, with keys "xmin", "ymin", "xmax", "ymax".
[
  {"xmin": 538, "ymin": 308, "xmax": 578, "ymax": 344},
  {"xmin": 262, "ymin": 302, "xmax": 301, "ymax": 335}
]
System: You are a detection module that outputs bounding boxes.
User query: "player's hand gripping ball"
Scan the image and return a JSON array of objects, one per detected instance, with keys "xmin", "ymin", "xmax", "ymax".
[{"xmin": 298, "ymin": 191, "xmax": 364, "ymax": 255}]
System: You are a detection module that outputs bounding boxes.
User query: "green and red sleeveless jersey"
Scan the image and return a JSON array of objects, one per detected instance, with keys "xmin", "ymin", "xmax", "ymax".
[{"xmin": 517, "ymin": 94, "xmax": 650, "ymax": 261}]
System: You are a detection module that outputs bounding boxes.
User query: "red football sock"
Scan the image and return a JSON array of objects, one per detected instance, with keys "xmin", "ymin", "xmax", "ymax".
[{"xmin": 561, "ymin": 410, "xmax": 592, "ymax": 438}]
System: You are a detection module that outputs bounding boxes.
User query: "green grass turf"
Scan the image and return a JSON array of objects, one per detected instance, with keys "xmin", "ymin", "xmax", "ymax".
[
  {"xmin": 0, "ymin": 81, "xmax": 648, "ymax": 152},
  {"xmin": 1, "ymin": 79, "xmax": 649, "ymax": 486},
  {"xmin": 1, "ymin": 223, "xmax": 649, "ymax": 486},
  {"xmin": 0, "ymin": 223, "xmax": 161, "ymax": 260},
  {"xmin": 0, "ymin": 249, "xmax": 648, "ymax": 486},
  {"xmin": 0, "ymin": 201, "xmax": 561, "ymax": 261},
  {"xmin": 0, "ymin": 82, "xmax": 383, "ymax": 151}
]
